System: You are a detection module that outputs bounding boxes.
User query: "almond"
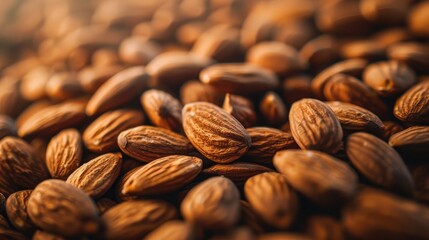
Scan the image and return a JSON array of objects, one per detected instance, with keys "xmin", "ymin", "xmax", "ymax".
[
  {"xmin": 6, "ymin": 190, "xmax": 36, "ymax": 235},
  {"xmin": 66, "ymin": 153, "xmax": 122, "ymax": 199},
  {"xmin": 180, "ymin": 81, "xmax": 224, "ymax": 105},
  {"xmin": 144, "ymin": 220, "xmax": 198, "ymax": 240},
  {"xmin": 393, "ymin": 80, "xmax": 429, "ymax": 123},
  {"xmin": 182, "ymin": 102, "xmax": 251, "ymax": 163},
  {"xmin": 389, "ymin": 126, "xmax": 429, "ymax": 155},
  {"xmin": 289, "ymin": 98, "xmax": 343, "ymax": 154},
  {"xmin": 223, "ymin": 93, "xmax": 257, "ymax": 128},
  {"xmin": 259, "ymin": 91, "xmax": 288, "ymax": 127}
]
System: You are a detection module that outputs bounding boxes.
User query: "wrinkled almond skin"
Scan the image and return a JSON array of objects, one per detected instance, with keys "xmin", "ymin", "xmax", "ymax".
[
  {"xmin": 102, "ymin": 200, "xmax": 178, "ymax": 240},
  {"xmin": 326, "ymin": 101, "xmax": 384, "ymax": 134},
  {"xmin": 118, "ymin": 126, "xmax": 194, "ymax": 162},
  {"xmin": 141, "ymin": 89, "xmax": 183, "ymax": 132},
  {"xmin": 244, "ymin": 172, "xmax": 298, "ymax": 229},
  {"xmin": 181, "ymin": 177, "xmax": 240, "ymax": 230},
  {"xmin": 346, "ymin": 132, "xmax": 414, "ymax": 195},
  {"xmin": 144, "ymin": 220, "xmax": 197, "ymax": 240},
  {"xmin": 182, "ymin": 102, "xmax": 251, "ymax": 163},
  {"xmin": 245, "ymin": 127, "xmax": 299, "ymax": 164},
  {"xmin": 259, "ymin": 91, "xmax": 288, "ymax": 127},
  {"xmin": 46, "ymin": 129, "xmax": 82, "ymax": 180},
  {"xmin": 202, "ymin": 162, "xmax": 273, "ymax": 186},
  {"xmin": 0, "ymin": 137, "xmax": 48, "ymax": 189},
  {"xmin": 6, "ymin": 190, "xmax": 36, "ymax": 235},
  {"xmin": 122, "ymin": 155, "xmax": 203, "ymax": 196},
  {"xmin": 66, "ymin": 153, "xmax": 122, "ymax": 199},
  {"xmin": 289, "ymin": 98, "xmax": 343, "ymax": 154},
  {"xmin": 389, "ymin": 126, "xmax": 429, "ymax": 155},
  {"xmin": 394, "ymin": 81, "xmax": 429, "ymax": 123},
  {"xmin": 343, "ymin": 188, "xmax": 429, "ymax": 240},
  {"xmin": 223, "ymin": 93, "xmax": 257, "ymax": 128},
  {"xmin": 86, "ymin": 66, "xmax": 149, "ymax": 116},
  {"xmin": 27, "ymin": 180, "xmax": 100, "ymax": 238},
  {"xmin": 274, "ymin": 149, "xmax": 358, "ymax": 207},
  {"xmin": 18, "ymin": 101, "xmax": 86, "ymax": 138},
  {"xmin": 83, "ymin": 109, "xmax": 144, "ymax": 153}
]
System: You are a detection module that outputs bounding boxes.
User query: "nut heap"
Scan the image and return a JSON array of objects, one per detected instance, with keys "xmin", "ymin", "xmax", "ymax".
[{"xmin": 0, "ymin": 0, "xmax": 429, "ymax": 239}]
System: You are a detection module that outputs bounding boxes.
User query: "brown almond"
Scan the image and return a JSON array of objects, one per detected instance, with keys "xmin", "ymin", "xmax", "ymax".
[
  {"xmin": 259, "ymin": 91, "xmax": 288, "ymax": 127},
  {"xmin": 66, "ymin": 153, "xmax": 122, "ymax": 199},
  {"xmin": 6, "ymin": 190, "xmax": 36, "ymax": 235},
  {"xmin": 144, "ymin": 220, "xmax": 198, "ymax": 240},
  {"xmin": 387, "ymin": 42, "xmax": 429, "ymax": 73},
  {"xmin": 0, "ymin": 137, "xmax": 48, "ymax": 189},
  {"xmin": 16, "ymin": 100, "xmax": 53, "ymax": 129},
  {"xmin": 245, "ymin": 127, "xmax": 298, "ymax": 164},
  {"xmin": 300, "ymin": 35, "xmax": 339, "ymax": 72},
  {"xmin": 20, "ymin": 66, "xmax": 51, "ymax": 101},
  {"xmin": 141, "ymin": 89, "xmax": 183, "ymax": 132},
  {"xmin": 27, "ymin": 179, "xmax": 100, "ymax": 237},
  {"xmin": 340, "ymin": 39, "xmax": 384, "ymax": 61},
  {"xmin": 0, "ymin": 115, "xmax": 16, "ymax": 139},
  {"xmin": 45, "ymin": 72, "xmax": 83, "ymax": 101},
  {"xmin": 118, "ymin": 125, "xmax": 194, "ymax": 162},
  {"xmin": 78, "ymin": 65, "xmax": 123, "ymax": 93},
  {"xmin": 181, "ymin": 177, "xmax": 240, "ymax": 230},
  {"xmin": 115, "ymin": 167, "xmax": 141, "ymax": 201},
  {"xmin": 180, "ymin": 81, "xmax": 224, "ymax": 106},
  {"xmin": 202, "ymin": 162, "xmax": 273, "ymax": 186},
  {"xmin": 408, "ymin": 2, "xmax": 429, "ymax": 38},
  {"xmin": 389, "ymin": 126, "xmax": 429, "ymax": 155},
  {"xmin": 346, "ymin": 132, "xmax": 414, "ymax": 195},
  {"xmin": 18, "ymin": 101, "xmax": 86, "ymax": 138},
  {"xmin": 326, "ymin": 101, "xmax": 384, "ymax": 134},
  {"xmin": 381, "ymin": 120, "xmax": 404, "ymax": 140},
  {"xmin": 200, "ymin": 63, "xmax": 279, "ymax": 95},
  {"xmin": 119, "ymin": 36, "xmax": 161, "ymax": 65},
  {"xmin": 0, "ymin": 77, "xmax": 27, "ymax": 118},
  {"xmin": 289, "ymin": 98, "xmax": 343, "ymax": 154},
  {"xmin": 343, "ymin": 188, "xmax": 429, "ymax": 240},
  {"xmin": 46, "ymin": 129, "xmax": 82, "ymax": 180},
  {"xmin": 223, "ymin": 93, "xmax": 257, "ymax": 128},
  {"xmin": 182, "ymin": 102, "xmax": 251, "ymax": 163},
  {"xmin": 244, "ymin": 172, "xmax": 298, "ymax": 229},
  {"xmin": 274, "ymin": 149, "xmax": 358, "ymax": 206},
  {"xmin": 282, "ymin": 75, "xmax": 315, "ymax": 104},
  {"xmin": 103, "ymin": 200, "xmax": 177, "ymax": 240},
  {"xmin": 393, "ymin": 80, "xmax": 429, "ymax": 123},
  {"xmin": 122, "ymin": 155, "xmax": 203, "ymax": 196},
  {"xmin": 83, "ymin": 109, "xmax": 144, "ymax": 153},
  {"xmin": 86, "ymin": 66, "xmax": 149, "ymax": 116}
]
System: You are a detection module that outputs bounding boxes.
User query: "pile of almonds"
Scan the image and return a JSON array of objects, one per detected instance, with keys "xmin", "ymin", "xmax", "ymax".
[{"xmin": 0, "ymin": 0, "xmax": 429, "ymax": 239}]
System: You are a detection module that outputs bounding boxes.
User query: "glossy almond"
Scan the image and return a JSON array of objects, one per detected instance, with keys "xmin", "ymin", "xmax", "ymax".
[
  {"xmin": 27, "ymin": 180, "xmax": 100, "ymax": 237},
  {"xmin": 394, "ymin": 80, "xmax": 429, "ymax": 123},
  {"xmin": 346, "ymin": 132, "xmax": 414, "ymax": 195},
  {"xmin": 389, "ymin": 126, "xmax": 429, "ymax": 154},
  {"xmin": 46, "ymin": 129, "xmax": 82, "ymax": 179},
  {"xmin": 118, "ymin": 126, "xmax": 194, "ymax": 162},
  {"xmin": 6, "ymin": 190, "xmax": 36, "ymax": 234},
  {"xmin": 0, "ymin": 137, "xmax": 48, "ymax": 189},
  {"xmin": 83, "ymin": 109, "xmax": 144, "ymax": 153},
  {"xmin": 202, "ymin": 162, "xmax": 273, "ymax": 185},
  {"xmin": 103, "ymin": 200, "xmax": 177, "ymax": 240},
  {"xmin": 223, "ymin": 93, "xmax": 257, "ymax": 128},
  {"xmin": 181, "ymin": 177, "xmax": 240, "ymax": 230},
  {"xmin": 274, "ymin": 149, "xmax": 358, "ymax": 206},
  {"xmin": 244, "ymin": 172, "xmax": 298, "ymax": 229},
  {"xmin": 66, "ymin": 153, "xmax": 122, "ymax": 199},
  {"xmin": 182, "ymin": 102, "xmax": 251, "ymax": 163},
  {"xmin": 259, "ymin": 91, "xmax": 288, "ymax": 127},
  {"xmin": 289, "ymin": 98, "xmax": 343, "ymax": 154},
  {"xmin": 122, "ymin": 155, "xmax": 203, "ymax": 196},
  {"xmin": 86, "ymin": 66, "xmax": 149, "ymax": 116},
  {"xmin": 141, "ymin": 89, "xmax": 183, "ymax": 132}
]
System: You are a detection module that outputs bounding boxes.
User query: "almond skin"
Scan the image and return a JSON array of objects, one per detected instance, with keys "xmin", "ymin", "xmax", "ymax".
[
  {"xmin": 83, "ymin": 109, "xmax": 144, "ymax": 153},
  {"xmin": 181, "ymin": 177, "xmax": 240, "ymax": 230},
  {"xmin": 223, "ymin": 93, "xmax": 257, "ymax": 128},
  {"xmin": 389, "ymin": 126, "xmax": 429, "ymax": 155},
  {"xmin": 27, "ymin": 179, "xmax": 100, "ymax": 238},
  {"xmin": 121, "ymin": 155, "xmax": 203, "ymax": 196},
  {"xmin": 66, "ymin": 152, "xmax": 122, "ymax": 199},
  {"xmin": 346, "ymin": 132, "xmax": 414, "ymax": 196},
  {"xmin": 117, "ymin": 125, "xmax": 194, "ymax": 162},
  {"xmin": 6, "ymin": 190, "xmax": 36, "ymax": 235},
  {"xmin": 45, "ymin": 129, "xmax": 82, "ymax": 180},
  {"xmin": 274, "ymin": 149, "xmax": 358, "ymax": 206},
  {"xmin": 394, "ymin": 80, "xmax": 429, "ymax": 123},
  {"xmin": 182, "ymin": 102, "xmax": 251, "ymax": 163},
  {"xmin": 289, "ymin": 98, "xmax": 343, "ymax": 154},
  {"xmin": 0, "ymin": 137, "xmax": 49, "ymax": 189},
  {"xmin": 244, "ymin": 172, "xmax": 299, "ymax": 229},
  {"xmin": 102, "ymin": 200, "xmax": 178, "ymax": 240},
  {"xmin": 86, "ymin": 66, "xmax": 149, "ymax": 116},
  {"xmin": 259, "ymin": 91, "xmax": 288, "ymax": 127}
]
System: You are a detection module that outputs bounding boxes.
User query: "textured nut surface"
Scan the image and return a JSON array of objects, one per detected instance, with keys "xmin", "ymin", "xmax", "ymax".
[
  {"xmin": 394, "ymin": 80, "xmax": 429, "ymax": 123},
  {"xmin": 6, "ymin": 190, "xmax": 36, "ymax": 234}
]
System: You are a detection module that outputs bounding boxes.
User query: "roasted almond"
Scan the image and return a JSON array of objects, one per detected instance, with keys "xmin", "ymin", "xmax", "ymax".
[
  {"xmin": 6, "ymin": 190, "xmax": 36, "ymax": 235},
  {"xmin": 244, "ymin": 172, "xmax": 298, "ymax": 229},
  {"xmin": 182, "ymin": 102, "xmax": 251, "ymax": 163},
  {"xmin": 289, "ymin": 98, "xmax": 343, "ymax": 154},
  {"xmin": 121, "ymin": 155, "xmax": 203, "ymax": 196},
  {"xmin": 0, "ymin": 77, "xmax": 27, "ymax": 118},
  {"xmin": 141, "ymin": 89, "xmax": 183, "ymax": 132},
  {"xmin": 118, "ymin": 125, "xmax": 194, "ymax": 162},
  {"xmin": 66, "ymin": 153, "xmax": 122, "ymax": 199},
  {"xmin": 45, "ymin": 72, "xmax": 83, "ymax": 101},
  {"xmin": 83, "ymin": 109, "xmax": 144, "ymax": 153},
  {"xmin": 181, "ymin": 177, "xmax": 240, "ymax": 230},
  {"xmin": 259, "ymin": 91, "xmax": 288, "ymax": 127},
  {"xmin": 27, "ymin": 179, "xmax": 100, "ymax": 237},
  {"xmin": 274, "ymin": 149, "xmax": 358, "ymax": 206},
  {"xmin": 389, "ymin": 126, "xmax": 429, "ymax": 155},
  {"xmin": 393, "ymin": 80, "xmax": 429, "ymax": 123},
  {"xmin": 346, "ymin": 132, "xmax": 414, "ymax": 195},
  {"xmin": 223, "ymin": 93, "xmax": 257, "ymax": 128},
  {"xmin": 102, "ymin": 200, "xmax": 178, "ymax": 240},
  {"xmin": 86, "ymin": 66, "xmax": 149, "ymax": 116},
  {"xmin": 78, "ymin": 65, "xmax": 124, "ymax": 93},
  {"xmin": 46, "ymin": 129, "xmax": 82, "ymax": 180}
]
